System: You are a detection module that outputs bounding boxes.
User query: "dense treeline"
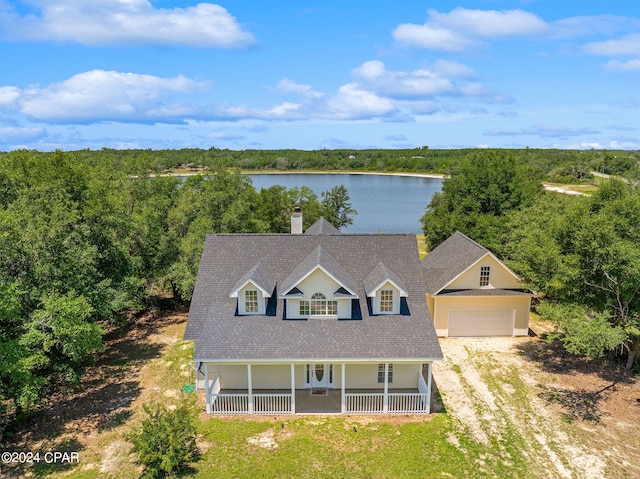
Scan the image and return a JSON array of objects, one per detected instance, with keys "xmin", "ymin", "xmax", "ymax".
[
  {"xmin": 0, "ymin": 150, "xmax": 355, "ymax": 439},
  {"xmin": 421, "ymin": 150, "xmax": 640, "ymax": 370},
  {"xmin": 4, "ymin": 146, "xmax": 637, "ymax": 183}
]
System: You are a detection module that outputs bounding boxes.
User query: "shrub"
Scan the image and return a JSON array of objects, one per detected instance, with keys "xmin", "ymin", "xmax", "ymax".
[{"xmin": 128, "ymin": 398, "xmax": 199, "ymax": 478}]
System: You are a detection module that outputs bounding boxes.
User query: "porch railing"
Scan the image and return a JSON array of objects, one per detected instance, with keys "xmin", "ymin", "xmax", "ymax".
[
  {"xmin": 344, "ymin": 393, "xmax": 384, "ymax": 413},
  {"xmin": 345, "ymin": 392, "xmax": 429, "ymax": 414},
  {"xmin": 253, "ymin": 394, "xmax": 292, "ymax": 414},
  {"xmin": 388, "ymin": 393, "xmax": 429, "ymax": 413},
  {"xmin": 208, "ymin": 392, "xmax": 293, "ymax": 415},
  {"xmin": 210, "ymin": 394, "xmax": 250, "ymax": 414}
]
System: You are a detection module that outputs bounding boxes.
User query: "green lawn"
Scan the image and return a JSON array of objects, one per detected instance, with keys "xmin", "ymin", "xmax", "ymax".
[{"xmin": 190, "ymin": 414, "xmax": 531, "ymax": 479}]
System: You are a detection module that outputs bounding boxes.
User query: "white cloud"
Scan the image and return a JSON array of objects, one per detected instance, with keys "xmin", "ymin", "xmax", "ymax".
[
  {"xmin": 428, "ymin": 8, "xmax": 547, "ymax": 37},
  {"xmin": 604, "ymin": 59, "xmax": 640, "ymax": 72},
  {"xmin": 393, "ymin": 8, "xmax": 547, "ymax": 51},
  {"xmin": 585, "ymin": 34, "xmax": 640, "ymax": 56},
  {"xmin": 0, "ymin": 0, "xmax": 255, "ymax": 48},
  {"xmin": 5, "ymin": 70, "xmax": 211, "ymax": 123},
  {"xmin": 0, "ymin": 125, "xmax": 46, "ymax": 142},
  {"xmin": 550, "ymin": 15, "xmax": 640, "ymax": 39},
  {"xmin": 393, "ymin": 24, "xmax": 472, "ymax": 52},
  {"xmin": 0, "ymin": 86, "xmax": 21, "ymax": 106},
  {"xmin": 322, "ymin": 83, "xmax": 396, "ymax": 120},
  {"xmin": 352, "ymin": 60, "xmax": 455, "ymax": 98},
  {"xmin": 274, "ymin": 79, "xmax": 324, "ymax": 99},
  {"xmin": 433, "ymin": 60, "xmax": 476, "ymax": 78},
  {"xmin": 0, "ymin": 62, "xmax": 506, "ymax": 126}
]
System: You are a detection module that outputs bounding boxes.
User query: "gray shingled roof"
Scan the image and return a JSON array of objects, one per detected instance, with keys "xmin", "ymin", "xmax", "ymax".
[
  {"xmin": 363, "ymin": 261, "xmax": 408, "ymax": 297},
  {"xmin": 421, "ymin": 231, "xmax": 490, "ymax": 294},
  {"xmin": 185, "ymin": 233, "xmax": 442, "ymax": 362},
  {"xmin": 305, "ymin": 217, "xmax": 341, "ymax": 235},
  {"xmin": 229, "ymin": 261, "xmax": 276, "ymax": 297},
  {"xmin": 279, "ymin": 245, "xmax": 359, "ymax": 297}
]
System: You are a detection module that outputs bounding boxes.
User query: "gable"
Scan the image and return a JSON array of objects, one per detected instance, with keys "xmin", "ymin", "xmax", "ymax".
[
  {"xmin": 363, "ymin": 261, "xmax": 408, "ymax": 298},
  {"xmin": 279, "ymin": 245, "xmax": 358, "ymax": 298},
  {"xmin": 229, "ymin": 261, "xmax": 276, "ymax": 298},
  {"xmin": 296, "ymin": 267, "xmax": 342, "ymax": 296},
  {"xmin": 445, "ymin": 254, "xmax": 521, "ymax": 290}
]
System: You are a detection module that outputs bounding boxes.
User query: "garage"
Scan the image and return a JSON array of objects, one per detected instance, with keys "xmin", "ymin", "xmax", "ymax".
[{"xmin": 448, "ymin": 309, "xmax": 515, "ymax": 337}]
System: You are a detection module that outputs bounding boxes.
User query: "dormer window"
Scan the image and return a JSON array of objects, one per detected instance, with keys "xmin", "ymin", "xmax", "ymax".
[
  {"xmin": 380, "ymin": 290, "xmax": 394, "ymax": 312},
  {"xmin": 480, "ymin": 266, "xmax": 491, "ymax": 287},
  {"xmin": 300, "ymin": 292, "xmax": 338, "ymax": 316},
  {"xmin": 245, "ymin": 290, "xmax": 259, "ymax": 313}
]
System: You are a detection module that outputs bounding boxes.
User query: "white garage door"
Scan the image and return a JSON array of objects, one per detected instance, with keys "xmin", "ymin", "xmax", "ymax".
[{"xmin": 448, "ymin": 309, "xmax": 514, "ymax": 337}]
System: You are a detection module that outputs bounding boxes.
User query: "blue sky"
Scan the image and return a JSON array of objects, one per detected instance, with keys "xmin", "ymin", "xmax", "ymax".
[{"xmin": 1, "ymin": 0, "xmax": 639, "ymax": 151}]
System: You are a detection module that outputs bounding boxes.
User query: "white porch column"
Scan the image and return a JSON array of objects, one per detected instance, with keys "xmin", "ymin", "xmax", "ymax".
[
  {"xmin": 247, "ymin": 364, "xmax": 254, "ymax": 414},
  {"xmin": 341, "ymin": 363, "xmax": 346, "ymax": 413},
  {"xmin": 426, "ymin": 362, "xmax": 433, "ymax": 413},
  {"xmin": 383, "ymin": 363, "xmax": 389, "ymax": 413},
  {"xmin": 290, "ymin": 363, "xmax": 296, "ymax": 414},
  {"xmin": 204, "ymin": 363, "xmax": 211, "ymax": 414}
]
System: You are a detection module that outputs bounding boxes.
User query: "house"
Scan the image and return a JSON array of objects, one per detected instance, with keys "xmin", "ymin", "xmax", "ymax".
[
  {"xmin": 184, "ymin": 212, "xmax": 443, "ymax": 415},
  {"xmin": 422, "ymin": 232, "xmax": 531, "ymax": 337}
]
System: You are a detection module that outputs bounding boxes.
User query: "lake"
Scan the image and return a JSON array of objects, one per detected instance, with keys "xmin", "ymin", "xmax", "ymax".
[{"xmin": 249, "ymin": 173, "xmax": 443, "ymax": 233}]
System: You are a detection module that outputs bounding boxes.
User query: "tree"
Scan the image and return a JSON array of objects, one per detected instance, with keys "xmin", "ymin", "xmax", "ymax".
[
  {"xmin": 128, "ymin": 399, "xmax": 199, "ymax": 478},
  {"xmin": 421, "ymin": 150, "xmax": 543, "ymax": 251},
  {"xmin": 537, "ymin": 301, "xmax": 626, "ymax": 359},
  {"xmin": 23, "ymin": 292, "xmax": 104, "ymax": 384},
  {"xmin": 320, "ymin": 184, "xmax": 357, "ymax": 229},
  {"xmin": 505, "ymin": 180, "xmax": 640, "ymax": 368},
  {"xmin": 165, "ymin": 166, "xmax": 267, "ymax": 300}
]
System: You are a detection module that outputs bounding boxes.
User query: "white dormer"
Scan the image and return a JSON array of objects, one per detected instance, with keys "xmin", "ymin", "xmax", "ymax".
[
  {"xmin": 229, "ymin": 262, "xmax": 276, "ymax": 316},
  {"xmin": 280, "ymin": 246, "xmax": 358, "ymax": 319},
  {"xmin": 364, "ymin": 262, "xmax": 408, "ymax": 315},
  {"xmin": 234, "ymin": 282, "xmax": 267, "ymax": 315}
]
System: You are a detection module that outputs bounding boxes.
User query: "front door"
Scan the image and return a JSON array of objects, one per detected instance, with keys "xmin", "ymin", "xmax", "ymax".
[{"xmin": 308, "ymin": 364, "xmax": 329, "ymax": 388}]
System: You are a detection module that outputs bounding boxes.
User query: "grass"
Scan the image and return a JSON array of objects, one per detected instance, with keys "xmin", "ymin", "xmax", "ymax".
[
  {"xmin": 192, "ymin": 415, "xmax": 501, "ymax": 479},
  {"xmin": 416, "ymin": 234, "xmax": 427, "ymax": 259}
]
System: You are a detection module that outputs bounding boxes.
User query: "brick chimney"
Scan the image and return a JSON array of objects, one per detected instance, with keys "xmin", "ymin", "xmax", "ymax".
[{"xmin": 290, "ymin": 207, "xmax": 303, "ymax": 234}]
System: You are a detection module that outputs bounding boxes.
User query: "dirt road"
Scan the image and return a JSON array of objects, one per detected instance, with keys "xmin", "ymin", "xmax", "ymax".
[{"xmin": 433, "ymin": 335, "xmax": 639, "ymax": 479}]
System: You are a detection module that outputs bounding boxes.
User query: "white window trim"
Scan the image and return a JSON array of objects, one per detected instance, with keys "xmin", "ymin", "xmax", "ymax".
[
  {"xmin": 240, "ymin": 287, "xmax": 264, "ymax": 315},
  {"xmin": 299, "ymin": 292, "xmax": 338, "ymax": 317},
  {"xmin": 245, "ymin": 290, "xmax": 259, "ymax": 313},
  {"xmin": 374, "ymin": 285, "xmax": 400, "ymax": 314},
  {"xmin": 480, "ymin": 266, "xmax": 491, "ymax": 287},
  {"xmin": 380, "ymin": 289, "xmax": 394, "ymax": 313}
]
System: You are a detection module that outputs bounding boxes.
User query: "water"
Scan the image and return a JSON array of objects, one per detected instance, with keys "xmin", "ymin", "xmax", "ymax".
[{"xmin": 249, "ymin": 173, "xmax": 443, "ymax": 233}]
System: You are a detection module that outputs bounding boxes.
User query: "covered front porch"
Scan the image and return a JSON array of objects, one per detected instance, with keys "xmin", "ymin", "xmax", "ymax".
[{"xmin": 199, "ymin": 362, "xmax": 434, "ymax": 415}]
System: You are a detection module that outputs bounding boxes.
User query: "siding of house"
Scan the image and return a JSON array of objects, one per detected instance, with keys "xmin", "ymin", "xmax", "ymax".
[
  {"xmin": 286, "ymin": 268, "xmax": 351, "ymax": 319},
  {"xmin": 433, "ymin": 295, "xmax": 531, "ymax": 336},
  {"xmin": 446, "ymin": 255, "xmax": 521, "ymax": 290},
  {"xmin": 342, "ymin": 363, "xmax": 420, "ymax": 389},
  {"xmin": 202, "ymin": 362, "xmax": 422, "ymax": 390}
]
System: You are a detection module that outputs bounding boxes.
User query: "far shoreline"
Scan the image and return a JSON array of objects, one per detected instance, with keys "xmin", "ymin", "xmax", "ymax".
[
  {"xmin": 163, "ymin": 169, "xmax": 447, "ymax": 179},
  {"xmin": 244, "ymin": 170, "xmax": 446, "ymax": 179}
]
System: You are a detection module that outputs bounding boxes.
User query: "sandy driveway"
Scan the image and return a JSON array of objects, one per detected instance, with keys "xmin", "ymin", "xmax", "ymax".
[{"xmin": 432, "ymin": 336, "xmax": 638, "ymax": 479}]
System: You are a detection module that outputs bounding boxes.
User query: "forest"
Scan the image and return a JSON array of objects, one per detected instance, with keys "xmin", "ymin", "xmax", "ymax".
[
  {"xmin": 45, "ymin": 146, "xmax": 640, "ymax": 183},
  {"xmin": 1, "ymin": 147, "xmax": 639, "ymax": 442}
]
